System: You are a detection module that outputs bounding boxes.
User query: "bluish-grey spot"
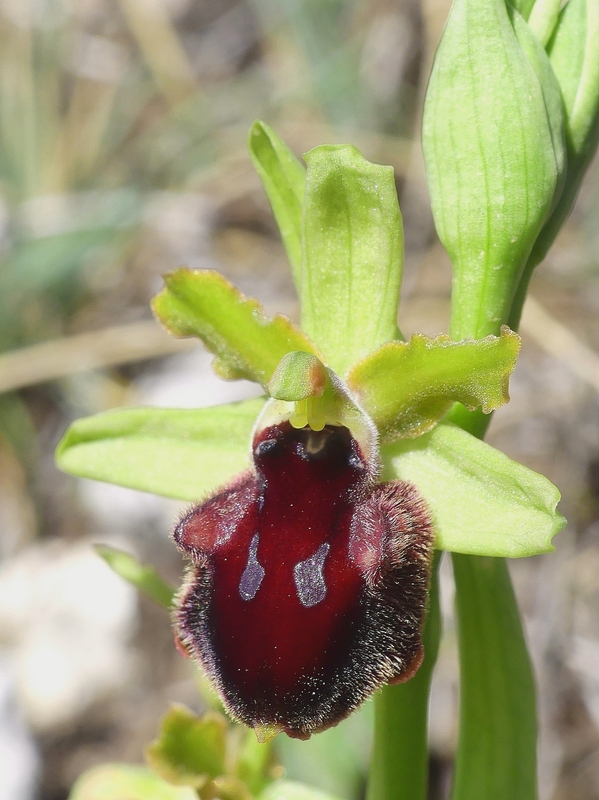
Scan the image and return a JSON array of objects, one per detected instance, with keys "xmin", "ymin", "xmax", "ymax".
[
  {"xmin": 239, "ymin": 534, "xmax": 265, "ymax": 601},
  {"xmin": 293, "ymin": 542, "xmax": 330, "ymax": 607}
]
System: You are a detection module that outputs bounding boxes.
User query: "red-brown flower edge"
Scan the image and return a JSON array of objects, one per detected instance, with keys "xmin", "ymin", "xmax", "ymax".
[{"xmin": 173, "ymin": 420, "xmax": 434, "ymax": 739}]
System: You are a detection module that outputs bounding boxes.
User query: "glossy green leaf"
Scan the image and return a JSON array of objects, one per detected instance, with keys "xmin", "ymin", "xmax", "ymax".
[
  {"xmin": 300, "ymin": 145, "xmax": 403, "ymax": 375},
  {"xmin": 146, "ymin": 705, "xmax": 227, "ymax": 788},
  {"xmin": 383, "ymin": 423, "xmax": 565, "ymax": 557},
  {"xmin": 347, "ymin": 327, "xmax": 520, "ymax": 441},
  {"xmin": 95, "ymin": 545, "xmax": 175, "ymax": 609},
  {"xmin": 422, "ymin": 0, "xmax": 564, "ymax": 340},
  {"xmin": 450, "ymin": 554, "xmax": 537, "ymax": 800},
  {"xmin": 259, "ymin": 781, "xmax": 343, "ymax": 800},
  {"xmin": 68, "ymin": 764, "xmax": 196, "ymax": 800},
  {"xmin": 56, "ymin": 398, "xmax": 263, "ymax": 501},
  {"xmin": 248, "ymin": 121, "xmax": 305, "ymax": 287},
  {"xmin": 152, "ymin": 269, "xmax": 320, "ymax": 386}
]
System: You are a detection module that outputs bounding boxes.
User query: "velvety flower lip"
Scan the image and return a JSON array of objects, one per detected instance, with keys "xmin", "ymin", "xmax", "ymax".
[{"xmin": 173, "ymin": 418, "xmax": 434, "ymax": 740}]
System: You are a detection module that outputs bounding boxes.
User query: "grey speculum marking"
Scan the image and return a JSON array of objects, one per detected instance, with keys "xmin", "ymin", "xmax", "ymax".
[
  {"xmin": 293, "ymin": 542, "xmax": 330, "ymax": 607},
  {"xmin": 239, "ymin": 534, "xmax": 265, "ymax": 601}
]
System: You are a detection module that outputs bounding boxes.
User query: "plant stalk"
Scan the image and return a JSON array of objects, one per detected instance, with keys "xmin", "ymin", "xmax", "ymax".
[{"xmin": 366, "ymin": 554, "xmax": 441, "ymax": 800}]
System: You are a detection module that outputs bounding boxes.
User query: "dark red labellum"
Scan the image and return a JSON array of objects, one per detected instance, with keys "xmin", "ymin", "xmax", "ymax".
[{"xmin": 173, "ymin": 421, "xmax": 433, "ymax": 739}]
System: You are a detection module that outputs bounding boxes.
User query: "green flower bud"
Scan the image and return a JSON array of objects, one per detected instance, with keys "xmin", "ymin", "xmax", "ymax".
[
  {"xmin": 532, "ymin": 0, "xmax": 599, "ymax": 261},
  {"xmin": 422, "ymin": 0, "xmax": 566, "ymax": 339}
]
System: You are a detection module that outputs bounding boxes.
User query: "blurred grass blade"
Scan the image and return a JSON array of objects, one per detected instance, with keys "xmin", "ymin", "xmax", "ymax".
[
  {"xmin": 450, "ymin": 555, "xmax": 537, "ymax": 800},
  {"xmin": 248, "ymin": 121, "xmax": 305, "ymax": 287},
  {"xmin": 347, "ymin": 327, "xmax": 520, "ymax": 441},
  {"xmin": 152, "ymin": 269, "xmax": 321, "ymax": 386},
  {"xmin": 301, "ymin": 145, "xmax": 404, "ymax": 375},
  {"xmin": 56, "ymin": 398, "xmax": 264, "ymax": 500},
  {"xmin": 384, "ymin": 423, "xmax": 565, "ymax": 558},
  {"xmin": 95, "ymin": 545, "xmax": 175, "ymax": 609},
  {"xmin": 117, "ymin": 0, "xmax": 198, "ymax": 106}
]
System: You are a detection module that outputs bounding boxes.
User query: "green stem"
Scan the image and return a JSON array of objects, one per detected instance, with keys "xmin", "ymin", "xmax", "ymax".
[
  {"xmin": 450, "ymin": 554, "xmax": 537, "ymax": 800},
  {"xmin": 366, "ymin": 554, "xmax": 442, "ymax": 800},
  {"xmin": 445, "ymin": 404, "xmax": 537, "ymax": 800}
]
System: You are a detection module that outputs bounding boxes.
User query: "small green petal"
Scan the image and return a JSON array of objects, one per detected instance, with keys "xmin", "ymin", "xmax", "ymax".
[
  {"xmin": 146, "ymin": 705, "xmax": 227, "ymax": 788},
  {"xmin": 55, "ymin": 398, "xmax": 264, "ymax": 501},
  {"xmin": 384, "ymin": 424, "xmax": 565, "ymax": 558},
  {"xmin": 348, "ymin": 327, "xmax": 520, "ymax": 442},
  {"xmin": 95, "ymin": 545, "xmax": 175, "ymax": 609},
  {"xmin": 268, "ymin": 352, "xmax": 327, "ymax": 402},
  {"xmin": 301, "ymin": 145, "xmax": 404, "ymax": 374},
  {"xmin": 248, "ymin": 120, "xmax": 305, "ymax": 287},
  {"xmin": 152, "ymin": 269, "xmax": 320, "ymax": 387}
]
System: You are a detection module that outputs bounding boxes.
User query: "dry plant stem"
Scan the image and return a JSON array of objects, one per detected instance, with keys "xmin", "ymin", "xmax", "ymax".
[{"xmin": 0, "ymin": 321, "xmax": 195, "ymax": 394}]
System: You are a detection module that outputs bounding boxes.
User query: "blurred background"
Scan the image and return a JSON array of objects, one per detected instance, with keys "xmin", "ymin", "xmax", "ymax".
[{"xmin": 0, "ymin": 0, "xmax": 598, "ymax": 798}]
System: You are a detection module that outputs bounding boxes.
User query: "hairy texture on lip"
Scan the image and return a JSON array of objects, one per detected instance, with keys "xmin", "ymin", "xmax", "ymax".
[{"xmin": 173, "ymin": 422, "xmax": 434, "ymax": 739}]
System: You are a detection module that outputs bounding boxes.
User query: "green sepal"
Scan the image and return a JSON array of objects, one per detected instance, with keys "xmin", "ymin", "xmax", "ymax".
[
  {"xmin": 55, "ymin": 398, "xmax": 263, "ymax": 501},
  {"xmin": 422, "ymin": 0, "xmax": 564, "ymax": 339},
  {"xmin": 145, "ymin": 705, "xmax": 227, "ymax": 789},
  {"xmin": 300, "ymin": 145, "xmax": 404, "ymax": 375},
  {"xmin": 152, "ymin": 269, "xmax": 320, "ymax": 386},
  {"xmin": 383, "ymin": 423, "xmax": 565, "ymax": 558},
  {"xmin": 95, "ymin": 545, "xmax": 175, "ymax": 609},
  {"xmin": 347, "ymin": 327, "xmax": 520, "ymax": 441},
  {"xmin": 248, "ymin": 120, "xmax": 305, "ymax": 287},
  {"xmin": 68, "ymin": 764, "xmax": 197, "ymax": 800}
]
